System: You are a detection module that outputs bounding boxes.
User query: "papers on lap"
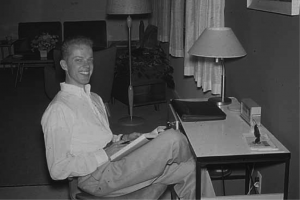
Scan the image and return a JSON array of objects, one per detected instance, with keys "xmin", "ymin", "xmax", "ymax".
[
  {"xmin": 243, "ymin": 133, "xmax": 279, "ymax": 151},
  {"xmin": 110, "ymin": 134, "xmax": 150, "ymax": 161}
]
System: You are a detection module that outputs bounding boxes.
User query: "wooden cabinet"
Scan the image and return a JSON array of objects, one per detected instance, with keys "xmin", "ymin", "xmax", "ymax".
[{"xmin": 112, "ymin": 77, "xmax": 166, "ymax": 109}]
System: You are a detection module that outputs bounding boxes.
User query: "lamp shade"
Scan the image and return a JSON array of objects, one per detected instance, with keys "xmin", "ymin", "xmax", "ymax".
[
  {"xmin": 188, "ymin": 27, "xmax": 246, "ymax": 58},
  {"xmin": 106, "ymin": 0, "xmax": 152, "ymax": 15}
]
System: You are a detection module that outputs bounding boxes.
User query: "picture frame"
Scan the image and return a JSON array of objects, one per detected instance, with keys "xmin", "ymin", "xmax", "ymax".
[{"xmin": 247, "ymin": 0, "xmax": 300, "ymax": 16}]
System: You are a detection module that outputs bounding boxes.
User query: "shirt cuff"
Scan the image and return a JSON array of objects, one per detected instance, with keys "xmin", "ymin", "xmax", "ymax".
[{"xmin": 94, "ymin": 149, "xmax": 109, "ymax": 166}]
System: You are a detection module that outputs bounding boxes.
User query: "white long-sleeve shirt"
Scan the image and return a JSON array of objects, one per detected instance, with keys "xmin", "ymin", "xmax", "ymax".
[{"xmin": 41, "ymin": 83, "xmax": 121, "ymax": 180}]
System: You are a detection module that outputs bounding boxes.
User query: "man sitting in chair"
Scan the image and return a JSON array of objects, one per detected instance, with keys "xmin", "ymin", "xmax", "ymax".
[{"xmin": 41, "ymin": 36, "xmax": 215, "ymax": 199}]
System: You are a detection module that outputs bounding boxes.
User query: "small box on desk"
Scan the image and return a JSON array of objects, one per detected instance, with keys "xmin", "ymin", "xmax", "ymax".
[{"xmin": 240, "ymin": 98, "xmax": 261, "ymax": 126}]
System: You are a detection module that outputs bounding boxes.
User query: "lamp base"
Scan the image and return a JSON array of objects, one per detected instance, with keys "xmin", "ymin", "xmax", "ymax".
[
  {"xmin": 208, "ymin": 97, "xmax": 232, "ymax": 106},
  {"xmin": 119, "ymin": 116, "xmax": 145, "ymax": 126}
]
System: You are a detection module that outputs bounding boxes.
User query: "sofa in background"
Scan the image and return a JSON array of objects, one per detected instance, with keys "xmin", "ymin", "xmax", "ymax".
[
  {"xmin": 14, "ymin": 21, "xmax": 63, "ymax": 57},
  {"xmin": 14, "ymin": 20, "xmax": 108, "ymax": 55},
  {"xmin": 63, "ymin": 21, "xmax": 107, "ymax": 51}
]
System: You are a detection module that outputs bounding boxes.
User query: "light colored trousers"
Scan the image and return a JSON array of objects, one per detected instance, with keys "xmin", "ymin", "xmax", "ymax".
[{"xmin": 78, "ymin": 129, "xmax": 215, "ymax": 199}]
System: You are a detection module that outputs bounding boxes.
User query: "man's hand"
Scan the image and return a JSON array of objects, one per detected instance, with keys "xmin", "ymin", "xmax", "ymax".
[
  {"xmin": 121, "ymin": 132, "xmax": 141, "ymax": 141},
  {"xmin": 144, "ymin": 126, "xmax": 167, "ymax": 139},
  {"xmin": 104, "ymin": 141, "xmax": 127, "ymax": 158}
]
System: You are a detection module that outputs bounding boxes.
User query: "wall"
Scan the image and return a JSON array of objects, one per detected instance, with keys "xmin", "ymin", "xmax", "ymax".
[
  {"xmin": 0, "ymin": 0, "xmax": 148, "ymax": 42},
  {"xmin": 225, "ymin": 0, "xmax": 299, "ymax": 199},
  {"xmin": 169, "ymin": 55, "xmax": 214, "ymax": 99}
]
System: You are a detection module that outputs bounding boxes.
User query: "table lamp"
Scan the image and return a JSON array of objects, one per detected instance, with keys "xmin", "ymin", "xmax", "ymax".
[
  {"xmin": 106, "ymin": 0, "xmax": 152, "ymax": 126},
  {"xmin": 188, "ymin": 27, "xmax": 246, "ymax": 106}
]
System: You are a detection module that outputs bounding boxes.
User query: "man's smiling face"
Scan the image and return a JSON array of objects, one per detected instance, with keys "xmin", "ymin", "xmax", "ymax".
[{"xmin": 60, "ymin": 44, "xmax": 93, "ymax": 88}]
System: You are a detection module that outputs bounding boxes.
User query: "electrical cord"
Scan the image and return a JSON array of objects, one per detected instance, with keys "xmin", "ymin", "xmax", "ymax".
[{"xmin": 247, "ymin": 164, "xmax": 259, "ymax": 195}]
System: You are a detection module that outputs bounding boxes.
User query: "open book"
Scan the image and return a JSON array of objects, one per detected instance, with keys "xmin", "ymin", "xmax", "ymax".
[
  {"xmin": 110, "ymin": 132, "xmax": 157, "ymax": 161},
  {"xmin": 243, "ymin": 133, "xmax": 279, "ymax": 151}
]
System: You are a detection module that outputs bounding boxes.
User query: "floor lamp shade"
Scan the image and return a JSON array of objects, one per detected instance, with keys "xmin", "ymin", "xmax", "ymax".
[
  {"xmin": 106, "ymin": 0, "xmax": 152, "ymax": 126},
  {"xmin": 188, "ymin": 27, "xmax": 246, "ymax": 106},
  {"xmin": 106, "ymin": 0, "xmax": 152, "ymax": 15}
]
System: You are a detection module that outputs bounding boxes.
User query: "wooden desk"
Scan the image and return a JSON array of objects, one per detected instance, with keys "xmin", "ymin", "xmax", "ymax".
[{"xmin": 169, "ymin": 98, "xmax": 290, "ymax": 199}]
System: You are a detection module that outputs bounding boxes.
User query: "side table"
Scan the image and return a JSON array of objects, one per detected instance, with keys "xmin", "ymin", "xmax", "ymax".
[{"xmin": 12, "ymin": 54, "xmax": 54, "ymax": 87}]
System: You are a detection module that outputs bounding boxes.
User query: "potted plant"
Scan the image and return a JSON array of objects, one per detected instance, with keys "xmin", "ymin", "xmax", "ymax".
[
  {"xmin": 112, "ymin": 44, "xmax": 174, "ymax": 107},
  {"xmin": 31, "ymin": 33, "xmax": 59, "ymax": 58},
  {"xmin": 115, "ymin": 44, "xmax": 175, "ymax": 89}
]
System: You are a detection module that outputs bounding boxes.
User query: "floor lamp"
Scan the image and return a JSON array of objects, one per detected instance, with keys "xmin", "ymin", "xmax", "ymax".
[
  {"xmin": 107, "ymin": 0, "xmax": 152, "ymax": 126},
  {"xmin": 188, "ymin": 27, "xmax": 246, "ymax": 106}
]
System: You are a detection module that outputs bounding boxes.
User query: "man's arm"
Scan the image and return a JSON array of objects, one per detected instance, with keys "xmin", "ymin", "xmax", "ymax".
[{"xmin": 42, "ymin": 104, "xmax": 109, "ymax": 180}]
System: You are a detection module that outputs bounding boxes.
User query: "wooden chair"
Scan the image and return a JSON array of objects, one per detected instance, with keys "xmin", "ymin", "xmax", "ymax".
[{"xmin": 68, "ymin": 177, "xmax": 176, "ymax": 200}]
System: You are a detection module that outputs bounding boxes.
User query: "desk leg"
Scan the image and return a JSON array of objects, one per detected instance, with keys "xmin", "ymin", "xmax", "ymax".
[
  {"xmin": 245, "ymin": 164, "xmax": 250, "ymax": 194},
  {"xmin": 196, "ymin": 160, "xmax": 201, "ymax": 200},
  {"xmin": 284, "ymin": 159, "xmax": 290, "ymax": 200}
]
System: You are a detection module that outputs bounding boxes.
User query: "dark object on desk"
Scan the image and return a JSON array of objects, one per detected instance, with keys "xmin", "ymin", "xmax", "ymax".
[
  {"xmin": 171, "ymin": 99, "xmax": 226, "ymax": 122},
  {"xmin": 254, "ymin": 124, "xmax": 261, "ymax": 144}
]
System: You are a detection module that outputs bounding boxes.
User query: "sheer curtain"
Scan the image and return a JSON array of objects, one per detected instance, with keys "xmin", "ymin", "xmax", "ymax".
[
  {"xmin": 149, "ymin": 0, "xmax": 225, "ymax": 94},
  {"xmin": 184, "ymin": 0, "xmax": 225, "ymax": 94},
  {"xmin": 149, "ymin": 0, "xmax": 185, "ymax": 57}
]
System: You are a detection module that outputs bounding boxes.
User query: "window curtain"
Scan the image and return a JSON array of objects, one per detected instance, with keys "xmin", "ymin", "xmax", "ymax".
[
  {"xmin": 184, "ymin": 0, "xmax": 225, "ymax": 94},
  {"xmin": 149, "ymin": 0, "xmax": 225, "ymax": 94},
  {"xmin": 149, "ymin": 0, "xmax": 185, "ymax": 57}
]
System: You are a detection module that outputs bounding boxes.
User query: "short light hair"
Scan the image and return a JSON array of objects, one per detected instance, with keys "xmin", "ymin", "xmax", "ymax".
[{"xmin": 61, "ymin": 36, "xmax": 93, "ymax": 60}]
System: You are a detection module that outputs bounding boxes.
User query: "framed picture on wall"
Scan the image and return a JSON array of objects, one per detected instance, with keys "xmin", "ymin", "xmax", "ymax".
[{"xmin": 247, "ymin": 0, "xmax": 300, "ymax": 15}]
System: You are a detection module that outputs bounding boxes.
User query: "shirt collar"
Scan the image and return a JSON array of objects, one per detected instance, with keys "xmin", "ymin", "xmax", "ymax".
[{"xmin": 60, "ymin": 82, "xmax": 91, "ymax": 96}]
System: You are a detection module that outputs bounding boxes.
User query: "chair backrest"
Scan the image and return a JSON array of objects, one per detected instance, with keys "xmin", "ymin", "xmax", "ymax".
[
  {"xmin": 90, "ymin": 46, "xmax": 117, "ymax": 103},
  {"xmin": 53, "ymin": 49, "xmax": 65, "ymax": 83}
]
